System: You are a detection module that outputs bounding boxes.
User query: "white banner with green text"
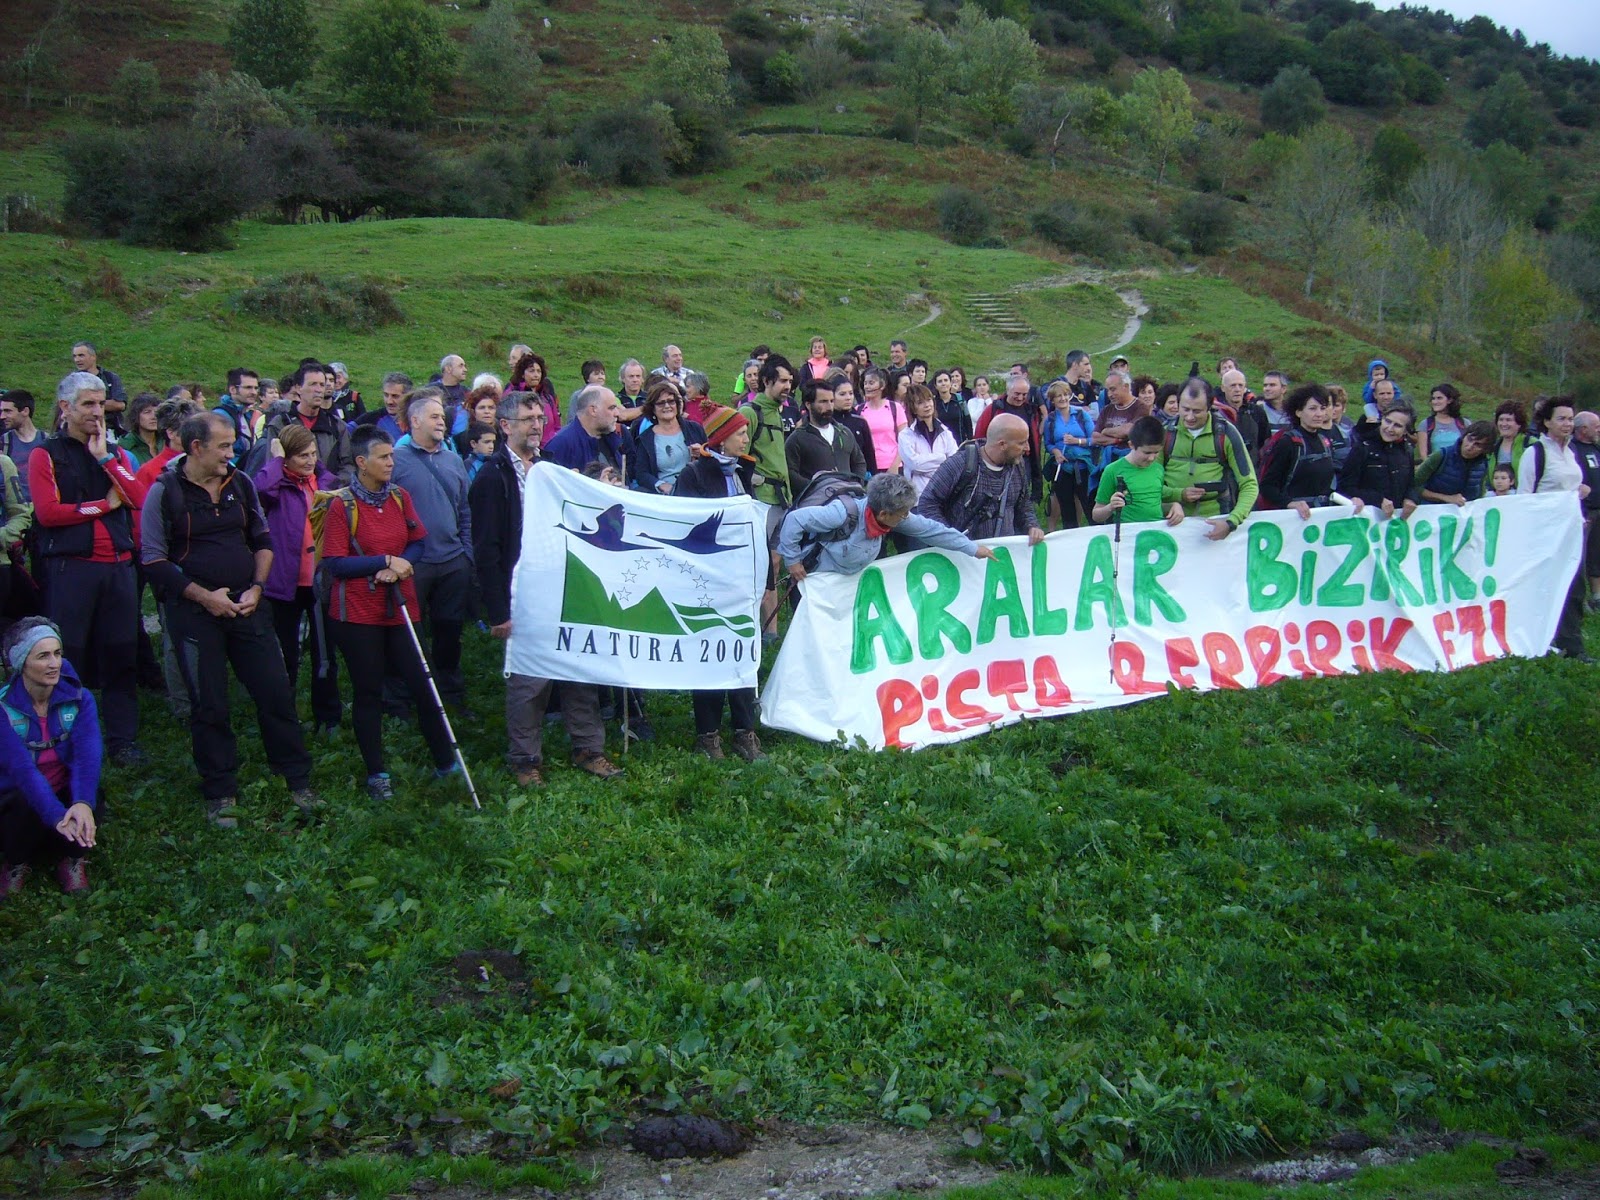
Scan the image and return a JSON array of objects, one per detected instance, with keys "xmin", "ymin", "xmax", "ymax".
[
  {"xmin": 505, "ymin": 466, "xmax": 769, "ymax": 688},
  {"xmin": 761, "ymin": 494, "xmax": 1584, "ymax": 750}
]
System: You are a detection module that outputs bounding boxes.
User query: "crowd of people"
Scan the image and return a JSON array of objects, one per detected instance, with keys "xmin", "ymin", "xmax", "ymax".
[{"xmin": 0, "ymin": 337, "xmax": 1595, "ymax": 900}]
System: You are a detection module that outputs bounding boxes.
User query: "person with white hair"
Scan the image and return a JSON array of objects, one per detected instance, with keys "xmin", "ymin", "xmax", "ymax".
[
  {"xmin": 327, "ymin": 361, "xmax": 362, "ymax": 421},
  {"xmin": 28, "ymin": 373, "xmax": 148, "ymax": 765},
  {"xmin": 650, "ymin": 344, "xmax": 690, "ymax": 389},
  {"xmin": 428, "ymin": 354, "xmax": 470, "ymax": 436}
]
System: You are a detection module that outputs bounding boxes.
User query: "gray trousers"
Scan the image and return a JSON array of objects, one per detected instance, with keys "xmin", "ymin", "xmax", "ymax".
[{"xmin": 505, "ymin": 676, "xmax": 605, "ymax": 766}]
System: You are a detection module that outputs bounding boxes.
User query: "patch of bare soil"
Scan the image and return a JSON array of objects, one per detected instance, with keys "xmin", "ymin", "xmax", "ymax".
[{"xmin": 574, "ymin": 1121, "xmax": 1000, "ymax": 1200}]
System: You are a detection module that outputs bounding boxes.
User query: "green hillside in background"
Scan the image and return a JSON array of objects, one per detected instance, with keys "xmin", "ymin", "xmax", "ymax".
[{"xmin": 1, "ymin": 0, "xmax": 1598, "ymax": 406}]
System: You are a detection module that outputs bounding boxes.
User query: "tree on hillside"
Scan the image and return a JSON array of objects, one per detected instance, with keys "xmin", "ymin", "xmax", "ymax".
[
  {"xmin": 1121, "ymin": 67, "xmax": 1194, "ymax": 185},
  {"xmin": 1270, "ymin": 122, "xmax": 1367, "ymax": 297},
  {"xmin": 110, "ymin": 59, "xmax": 162, "ymax": 126},
  {"xmin": 1313, "ymin": 23, "xmax": 1399, "ymax": 107},
  {"xmin": 326, "ymin": 0, "xmax": 457, "ymax": 125},
  {"xmin": 951, "ymin": 5, "xmax": 1040, "ymax": 133},
  {"xmin": 465, "ymin": 0, "xmax": 540, "ymax": 114},
  {"xmin": 192, "ymin": 70, "xmax": 297, "ymax": 139},
  {"xmin": 1478, "ymin": 231, "xmax": 1567, "ymax": 384},
  {"xmin": 228, "ymin": 0, "xmax": 316, "ymax": 92},
  {"xmin": 13, "ymin": 6, "xmax": 79, "ymax": 110},
  {"xmin": 1367, "ymin": 126, "xmax": 1425, "ymax": 203},
  {"xmin": 1466, "ymin": 72, "xmax": 1546, "ymax": 152},
  {"xmin": 1259, "ymin": 65, "xmax": 1325, "ymax": 137},
  {"xmin": 892, "ymin": 26, "xmax": 953, "ymax": 146},
  {"xmin": 1404, "ymin": 159, "xmax": 1506, "ymax": 347},
  {"xmin": 649, "ymin": 27, "xmax": 734, "ymax": 115}
]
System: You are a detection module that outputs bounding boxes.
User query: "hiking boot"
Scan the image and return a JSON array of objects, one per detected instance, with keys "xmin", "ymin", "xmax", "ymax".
[
  {"xmin": 434, "ymin": 761, "xmax": 463, "ymax": 781},
  {"xmin": 574, "ymin": 751, "xmax": 624, "ymax": 780},
  {"xmin": 623, "ymin": 717, "xmax": 655, "ymax": 743},
  {"xmin": 289, "ymin": 788, "xmax": 324, "ymax": 812},
  {"xmin": 56, "ymin": 857, "xmax": 89, "ymax": 895},
  {"xmin": 0, "ymin": 862, "xmax": 27, "ymax": 901},
  {"xmin": 694, "ymin": 732, "xmax": 725, "ymax": 760},
  {"xmin": 206, "ymin": 796, "xmax": 239, "ymax": 829},
  {"xmin": 111, "ymin": 745, "xmax": 149, "ymax": 768},
  {"xmin": 367, "ymin": 773, "xmax": 394, "ymax": 802},
  {"xmin": 513, "ymin": 765, "xmax": 545, "ymax": 788},
  {"xmin": 731, "ymin": 730, "xmax": 766, "ymax": 763}
]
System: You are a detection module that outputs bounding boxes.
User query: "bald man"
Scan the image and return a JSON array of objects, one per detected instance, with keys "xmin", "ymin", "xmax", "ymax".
[{"xmin": 915, "ymin": 411, "xmax": 1044, "ymax": 544}]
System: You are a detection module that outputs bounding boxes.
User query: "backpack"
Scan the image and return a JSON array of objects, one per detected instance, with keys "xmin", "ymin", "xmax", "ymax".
[
  {"xmin": 740, "ymin": 401, "xmax": 791, "ymax": 504},
  {"xmin": 1163, "ymin": 415, "xmax": 1248, "ymax": 516},
  {"xmin": 2, "ymin": 694, "xmax": 77, "ymax": 747},
  {"xmin": 1261, "ymin": 427, "xmax": 1332, "ymax": 504},
  {"xmin": 153, "ymin": 465, "xmax": 259, "ymax": 600},
  {"xmin": 310, "ymin": 485, "xmax": 418, "ymax": 610},
  {"xmin": 1528, "ymin": 440, "xmax": 1547, "ymax": 493},
  {"xmin": 786, "ymin": 471, "xmax": 868, "ymax": 571}
]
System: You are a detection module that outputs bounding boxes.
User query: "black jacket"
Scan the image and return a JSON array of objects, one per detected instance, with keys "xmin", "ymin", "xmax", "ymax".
[
  {"xmin": 674, "ymin": 453, "xmax": 756, "ymax": 500},
  {"xmin": 469, "ymin": 447, "xmax": 538, "ymax": 626},
  {"xmin": 1342, "ymin": 435, "xmax": 1416, "ymax": 508},
  {"xmin": 785, "ymin": 421, "xmax": 867, "ymax": 500}
]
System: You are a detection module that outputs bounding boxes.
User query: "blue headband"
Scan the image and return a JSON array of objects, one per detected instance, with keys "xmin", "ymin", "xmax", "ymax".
[{"xmin": 8, "ymin": 622, "xmax": 62, "ymax": 674}]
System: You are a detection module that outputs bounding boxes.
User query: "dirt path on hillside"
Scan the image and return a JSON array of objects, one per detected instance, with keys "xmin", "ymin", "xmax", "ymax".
[{"xmin": 572, "ymin": 1121, "xmax": 999, "ymax": 1200}]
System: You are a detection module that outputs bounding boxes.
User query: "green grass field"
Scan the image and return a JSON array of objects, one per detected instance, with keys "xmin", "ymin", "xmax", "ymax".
[{"xmin": 1, "ymin": 609, "xmax": 1597, "ymax": 1196}]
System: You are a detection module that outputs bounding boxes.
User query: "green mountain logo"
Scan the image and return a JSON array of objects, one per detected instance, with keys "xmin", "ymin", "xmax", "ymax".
[{"xmin": 560, "ymin": 551, "xmax": 687, "ymax": 635}]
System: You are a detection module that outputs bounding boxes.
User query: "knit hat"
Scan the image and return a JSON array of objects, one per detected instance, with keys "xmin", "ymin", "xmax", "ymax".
[{"xmin": 701, "ymin": 405, "xmax": 749, "ymax": 449}]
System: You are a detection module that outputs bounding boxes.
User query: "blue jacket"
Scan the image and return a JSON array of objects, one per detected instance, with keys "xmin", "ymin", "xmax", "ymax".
[
  {"xmin": 776, "ymin": 498, "xmax": 978, "ymax": 575},
  {"xmin": 0, "ymin": 662, "xmax": 101, "ymax": 827},
  {"xmin": 390, "ymin": 440, "xmax": 472, "ymax": 565},
  {"xmin": 544, "ymin": 421, "xmax": 625, "ymax": 476}
]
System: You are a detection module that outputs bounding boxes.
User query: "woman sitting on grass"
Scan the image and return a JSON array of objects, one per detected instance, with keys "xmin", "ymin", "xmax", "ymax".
[{"xmin": 0, "ymin": 618, "xmax": 99, "ymax": 900}]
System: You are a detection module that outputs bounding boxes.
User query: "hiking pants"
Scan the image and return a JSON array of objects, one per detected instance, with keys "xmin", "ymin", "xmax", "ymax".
[
  {"xmin": 330, "ymin": 618, "xmax": 454, "ymax": 777},
  {"xmin": 270, "ymin": 587, "xmax": 342, "ymax": 728},
  {"xmin": 506, "ymin": 675, "xmax": 603, "ymax": 768},
  {"xmin": 43, "ymin": 557, "xmax": 139, "ymax": 754},
  {"xmin": 167, "ymin": 601, "xmax": 313, "ymax": 801}
]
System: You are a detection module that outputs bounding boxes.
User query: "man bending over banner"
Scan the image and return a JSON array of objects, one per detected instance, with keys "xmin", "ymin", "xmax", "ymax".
[{"xmin": 777, "ymin": 473, "xmax": 994, "ymax": 583}]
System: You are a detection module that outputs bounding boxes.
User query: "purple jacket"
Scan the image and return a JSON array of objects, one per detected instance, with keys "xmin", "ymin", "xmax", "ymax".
[
  {"xmin": 0, "ymin": 662, "xmax": 101, "ymax": 826},
  {"xmin": 254, "ymin": 457, "xmax": 335, "ymax": 601}
]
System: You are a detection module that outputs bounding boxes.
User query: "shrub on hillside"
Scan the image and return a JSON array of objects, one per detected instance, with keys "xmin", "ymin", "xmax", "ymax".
[
  {"xmin": 62, "ymin": 128, "xmax": 141, "ymax": 237},
  {"xmin": 235, "ymin": 273, "xmax": 405, "ymax": 331},
  {"xmin": 1174, "ymin": 194, "xmax": 1236, "ymax": 255},
  {"xmin": 939, "ymin": 186, "xmax": 999, "ymax": 247},
  {"xmin": 192, "ymin": 70, "xmax": 298, "ymax": 139},
  {"xmin": 63, "ymin": 126, "xmax": 249, "ymax": 250},
  {"xmin": 568, "ymin": 104, "xmax": 679, "ymax": 187},
  {"xmin": 1126, "ymin": 205, "xmax": 1171, "ymax": 248},
  {"xmin": 228, "ymin": 0, "xmax": 315, "ymax": 92},
  {"xmin": 796, "ymin": 28, "xmax": 851, "ymax": 99},
  {"xmin": 762, "ymin": 50, "xmax": 803, "ymax": 103},
  {"xmin": 110, "ymin": 59, "xmax": 162, "ymax": 125},
  {"xmin": 1032, "ymin": 199, "xmax": 1121, "ymax": 258},
  {"xmin": 1259, "ymin": 65, "xmax": 1326, "ymax": 136}
]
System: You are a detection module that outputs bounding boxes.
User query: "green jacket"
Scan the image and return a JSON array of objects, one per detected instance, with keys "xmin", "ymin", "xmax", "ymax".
[
  {"xmin": 0, "ymin": 454, "xmax": 33, "ymax": 554},
  {"xmin": 738, "ymin": 393, "xmax": 790, "ymax": 506},
  {"xmin": 118, "ymin": 430, "xmax": 157, "ymax": 467},
  {"xmin": 1161, "ymin": 415, "xmax": 1258, "ymax": 528}
]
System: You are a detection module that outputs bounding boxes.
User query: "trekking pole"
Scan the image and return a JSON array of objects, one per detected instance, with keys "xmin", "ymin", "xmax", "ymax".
[
  {"xmin": 397, "ymin": 601, "xmax": 481, "ymax": 809},
  {"xmin": 1108, "ymin": 477, "xmax": 1127, "ymax": 685}
]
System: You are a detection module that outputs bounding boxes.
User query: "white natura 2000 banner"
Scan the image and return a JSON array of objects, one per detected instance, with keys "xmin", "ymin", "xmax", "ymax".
[
  {"xmin": 504, "ymin": 466, "xmax": 769, "ymax": 688},
  {"xmin": 761, "ymin": 494, "xmax": 1583, "ymax": 750}
]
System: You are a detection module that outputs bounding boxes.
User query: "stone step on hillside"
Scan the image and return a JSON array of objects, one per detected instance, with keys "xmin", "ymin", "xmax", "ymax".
[{"xmin": 964, "ymin": 292, "xmax": 1034, "ymax": 341}]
